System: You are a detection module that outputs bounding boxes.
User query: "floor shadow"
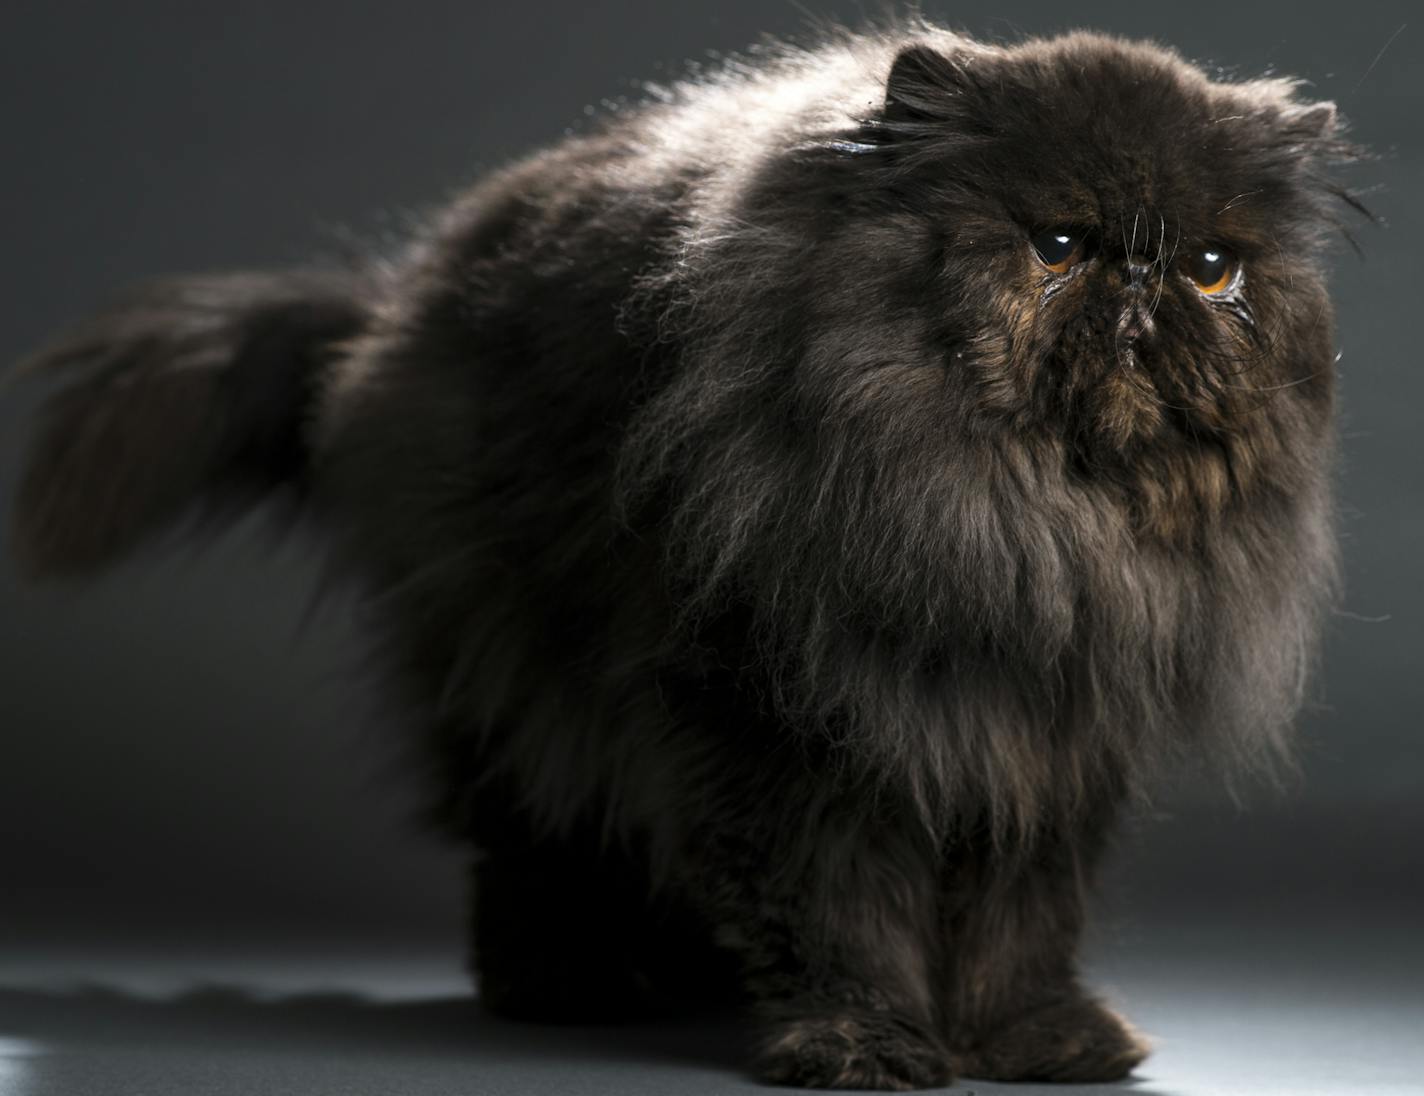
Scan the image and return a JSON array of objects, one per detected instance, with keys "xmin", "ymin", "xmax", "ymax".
[
  {"xmin": 0, "ymin": 982, "xmax": 752, "ymax": 1072},
  {"xmin": 0, "ymin": 983, "xmax": 1188, "ymax": 1095}
]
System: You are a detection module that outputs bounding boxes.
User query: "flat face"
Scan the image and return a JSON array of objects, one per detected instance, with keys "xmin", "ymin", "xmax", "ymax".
[{"xmin": 783, "ymin": 34, "xmax": 1349, "ymax": 484}]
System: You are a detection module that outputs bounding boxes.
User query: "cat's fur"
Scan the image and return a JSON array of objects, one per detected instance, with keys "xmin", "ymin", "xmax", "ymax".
[{"xmin": 10, "ymin": 23, "xmax": 1360, "ymax": 1090}]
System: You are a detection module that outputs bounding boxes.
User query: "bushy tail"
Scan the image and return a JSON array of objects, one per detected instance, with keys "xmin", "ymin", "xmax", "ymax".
[{"xmin": 10, "ymin": 270, "xmax": 371, "ymax": 578}]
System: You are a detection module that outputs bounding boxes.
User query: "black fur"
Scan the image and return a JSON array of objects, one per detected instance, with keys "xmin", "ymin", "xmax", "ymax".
[
  {"xmin": 12, "ymin": 270, "xmax": 367, "ymax": 576},
  {"xmin": 11, "ymin": 23, "xmax": 1361, "ymax": 1090}
]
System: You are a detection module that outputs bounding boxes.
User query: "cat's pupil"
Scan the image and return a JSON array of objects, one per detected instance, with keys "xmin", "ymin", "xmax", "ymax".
[{"xmin": 1032, "ymin": 228, "xmax": 1080, "ymax": 267}]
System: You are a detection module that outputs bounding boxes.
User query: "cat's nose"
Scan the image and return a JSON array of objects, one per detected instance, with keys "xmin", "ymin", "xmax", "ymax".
[
  {"xmin": 1117, "ymin": 297, "xmax": 1157, "ymax": 342},
  {"xmin": 1126, "ymin": 260, "xmax": 1154, "ymax": 287}
]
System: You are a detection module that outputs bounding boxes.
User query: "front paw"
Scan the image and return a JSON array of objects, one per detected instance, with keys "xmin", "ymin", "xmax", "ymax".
[
  {"xmin": 755, "ymin": 1011, "xmax": 953, "ymax": 1091},
  {"xmin": 956, "ymin": 995, "xmax": 1149, "ymax": 1083}
]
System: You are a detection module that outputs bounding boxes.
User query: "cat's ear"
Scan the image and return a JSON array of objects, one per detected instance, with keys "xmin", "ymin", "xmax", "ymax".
[
  {"xmin": 883, "ymin": 44, "xmax": 971, "ymax": 125},
  {"xmin": 1279, "ymin": 100, "xmax": 1340, "ymax": 146}
]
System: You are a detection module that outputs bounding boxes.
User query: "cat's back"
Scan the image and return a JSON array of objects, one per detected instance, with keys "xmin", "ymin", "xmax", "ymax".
[{"xmin": 306, "ymin": 29, "xmax": 944, "ymax": 593}]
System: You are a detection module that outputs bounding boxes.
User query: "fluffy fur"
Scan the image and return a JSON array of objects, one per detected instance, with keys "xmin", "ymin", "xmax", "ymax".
[{"xmin": 11, "ymin": 23, "xmax": 1361, "ymax": 1090}]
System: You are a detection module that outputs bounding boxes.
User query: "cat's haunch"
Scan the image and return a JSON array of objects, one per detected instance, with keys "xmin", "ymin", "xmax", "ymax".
[{"xmin": 11, "ymin": 23, "xmax": 1362, "ymax": 1090}]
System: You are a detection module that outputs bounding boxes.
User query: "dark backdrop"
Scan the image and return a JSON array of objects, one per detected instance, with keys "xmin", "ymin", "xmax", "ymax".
[{"xmin": 1, "ymin": 1, "xmax": 1419, "ymax": 957}]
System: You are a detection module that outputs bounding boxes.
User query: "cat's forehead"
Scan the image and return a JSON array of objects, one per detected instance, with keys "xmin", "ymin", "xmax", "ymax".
[{"xmin": 949, "ymin": 35, "xmax": 1332, "ymax": 238}]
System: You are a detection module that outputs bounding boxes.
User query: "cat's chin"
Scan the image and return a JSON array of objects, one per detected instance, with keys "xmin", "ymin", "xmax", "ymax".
[{"xmin": 1077, "ymin": 365, "xmax": 1171, "ymax": 455}]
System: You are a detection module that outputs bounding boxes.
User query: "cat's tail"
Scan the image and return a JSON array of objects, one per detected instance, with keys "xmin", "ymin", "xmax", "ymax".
[{"xmin": 9, "ymin": 270, "xmax": 372, "ymax": 578}]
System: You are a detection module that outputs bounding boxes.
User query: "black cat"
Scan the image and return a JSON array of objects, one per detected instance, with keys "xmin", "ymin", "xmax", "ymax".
[{"xmin": 12, "ymin": 24, "xmax": 1361, "ymax": 1089}]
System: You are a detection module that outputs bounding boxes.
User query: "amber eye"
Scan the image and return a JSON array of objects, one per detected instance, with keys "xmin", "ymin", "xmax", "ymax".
[
  {"xmin": 1187, "ymin": 245, "xmax": 1239, "ymax": 295},
  {"xmin": 1030, "ymin": 227, "xmax": 1088, "ymax": 274}
]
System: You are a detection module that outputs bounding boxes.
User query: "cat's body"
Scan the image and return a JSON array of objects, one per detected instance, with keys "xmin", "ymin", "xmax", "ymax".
[{"xmin": 12, "ymin": 25, "xmax": 1357, "ymax": 1090}]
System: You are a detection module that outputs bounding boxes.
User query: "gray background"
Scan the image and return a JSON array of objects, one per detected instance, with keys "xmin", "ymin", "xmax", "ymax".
[{"xmin": 0, "ymin": 2, "xmax": 1419, "ymax": 1094}]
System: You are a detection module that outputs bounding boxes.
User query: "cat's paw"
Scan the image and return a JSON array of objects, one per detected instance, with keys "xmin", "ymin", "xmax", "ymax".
[
  {"xmin": 755, "ymin": 1012, "xmax": 953, "ymax": 1090},
  {"xmin": 955, "ymin": 995, "xmax": 1149, "ymax": 1083}
]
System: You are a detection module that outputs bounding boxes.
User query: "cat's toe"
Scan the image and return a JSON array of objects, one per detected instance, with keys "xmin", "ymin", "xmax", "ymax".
[
  {"xmin": 956, "ymin": 995, "xmax": 1149, "ymax": 1083},
  {"xmin": 755, "ymin": 1011, "xmax": 953, "ymax": 1091}
]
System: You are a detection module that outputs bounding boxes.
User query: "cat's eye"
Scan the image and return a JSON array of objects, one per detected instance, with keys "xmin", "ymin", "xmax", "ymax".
[
  {"xmin": 1030, "ymin": 227, "xmax": 1088, "ymax": 274},
  {"xmin": 1186, "ymin": 245, "xmax": 1239, "ymax": 295}
]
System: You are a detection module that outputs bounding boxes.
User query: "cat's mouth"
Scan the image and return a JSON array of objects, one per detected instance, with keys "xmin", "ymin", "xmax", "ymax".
[{"xmin": 1073, "ymin": 305, "xmax": 1174, "ymax": 451}]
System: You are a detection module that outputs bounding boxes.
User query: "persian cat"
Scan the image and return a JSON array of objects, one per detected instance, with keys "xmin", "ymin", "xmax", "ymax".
[{"xmin": 11, "ymin": 22, "xmax": 1360, "ymax": 1091}]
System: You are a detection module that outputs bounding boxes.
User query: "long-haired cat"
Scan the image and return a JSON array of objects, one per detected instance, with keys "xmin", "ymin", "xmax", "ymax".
[{"xmin": 10, "ymin": 22, "xmax": 1361, "ymax": 1090}]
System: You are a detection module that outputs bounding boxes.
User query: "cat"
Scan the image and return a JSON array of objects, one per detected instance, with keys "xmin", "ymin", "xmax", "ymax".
[{"xmin": 10, "ymin": 21, "xmax": 1363, "ymax": 1090}]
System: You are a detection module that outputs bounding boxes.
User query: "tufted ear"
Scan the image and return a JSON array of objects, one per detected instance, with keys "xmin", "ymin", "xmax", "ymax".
[
  {"xmin": 1279, "ymin": 100, "xmax": 1340, "ymax": 145},
  {"xmin": 883, "ymin": 44, "xmax": 971, "ymax": 125}
]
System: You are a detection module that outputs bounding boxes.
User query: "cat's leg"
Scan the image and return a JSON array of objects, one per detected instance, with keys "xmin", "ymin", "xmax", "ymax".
[
  {"xmin": 691, "ymin": 813, "xmax": 953, "ymax": 1091},
  {"xmin": 470, "ymin": 835, "xmax": 649, "ymax": 1022},
  {"xmin": 469, "ymin": 828, "xmax": 736, "ymax": 1022},
  {"xmin": 942, "ymin": 826, "xmax": 1149, "ymax": 1083}
]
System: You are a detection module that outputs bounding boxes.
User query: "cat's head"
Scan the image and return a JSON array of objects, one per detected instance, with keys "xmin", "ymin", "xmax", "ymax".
[
  {"xmin": 850, "ymin": 31, "xmax": 1359, "ymax": 460},
  {"xmin": 628, "ymin": 32, "xmax": 1363, "ymax": 549},
  {"xmin": 622, "ymin": 30, "xmax": 1359, "ymax": 667}
]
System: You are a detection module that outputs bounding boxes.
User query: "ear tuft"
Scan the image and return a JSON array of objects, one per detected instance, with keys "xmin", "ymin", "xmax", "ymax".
[{"xmin": 1281, "ymin": 100, "xmax": 1340, "ymax": 143}]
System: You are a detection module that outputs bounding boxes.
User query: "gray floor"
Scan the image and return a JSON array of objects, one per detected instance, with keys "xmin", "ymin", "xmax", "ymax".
[{"xmin": 2, "ymin": 914, "xmax": 1420, "ymax": 1096}]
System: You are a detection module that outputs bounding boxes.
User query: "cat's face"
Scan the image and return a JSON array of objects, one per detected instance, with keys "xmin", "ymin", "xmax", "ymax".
[
  {"xmin": 775, "ymin": 34, "xmax": 1355, "ymax": 482},
  {"xmin": 898, "ymin": 36, "xmax": 1346, "ymax": 455}
]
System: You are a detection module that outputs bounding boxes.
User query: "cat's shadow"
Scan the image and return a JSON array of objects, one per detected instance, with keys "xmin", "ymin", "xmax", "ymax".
[
  {"xmin": 0, "ymin": 982, "xmax": 1182, "ymax": 1095},
  {"xmin": 0, "ymin": 980, "xmax": 749, "ymax": 1068}
]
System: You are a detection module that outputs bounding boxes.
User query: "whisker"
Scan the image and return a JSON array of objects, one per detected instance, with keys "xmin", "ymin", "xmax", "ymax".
[
  {"xmin": 1353, "ymin": 22, "xmax": 1407, "ymax": 93},
  {"xmin": 1217, "ymin": 190, "xmax": 1262, "ymax": 214},
  {"xmin": 1218, "ymin": 369, "xmax": 1322, "ymax": 394}
]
